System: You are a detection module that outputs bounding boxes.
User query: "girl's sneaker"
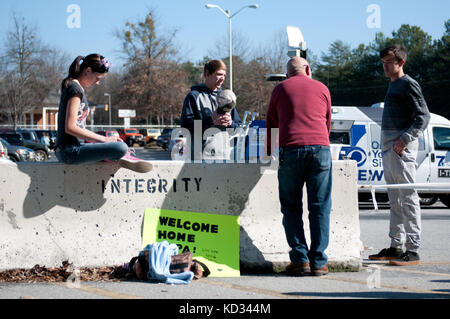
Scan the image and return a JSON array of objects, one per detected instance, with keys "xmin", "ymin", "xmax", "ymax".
[{"xmin": 118, "ymin": 149, "xmax": 153, "ymax": 173}]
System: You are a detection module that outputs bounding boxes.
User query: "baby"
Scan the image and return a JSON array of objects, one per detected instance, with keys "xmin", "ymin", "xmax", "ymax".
[{"xmin": 216, "ymin": 89, "xmax": 237, "ymax": 115}]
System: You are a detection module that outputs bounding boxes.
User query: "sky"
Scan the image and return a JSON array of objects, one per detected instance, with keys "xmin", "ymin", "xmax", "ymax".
[{"xmin": 0, "ymin": 0, "xmax": 449, "ymax": 70}]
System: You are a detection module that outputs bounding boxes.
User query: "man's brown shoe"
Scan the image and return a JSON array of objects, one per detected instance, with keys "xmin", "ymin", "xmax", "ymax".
[
  {"xmin": 286, "ymin": 262, "xmax": 310, "ymax": 276},
  {"xmin": 311, "ymin": 265, "xmax": 328, "ymax": 276}
]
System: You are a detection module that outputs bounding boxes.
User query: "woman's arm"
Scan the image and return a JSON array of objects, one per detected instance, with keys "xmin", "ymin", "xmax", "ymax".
[{"xmin": 65, "ymin": 96, "xmax": 121, "ymax": 143}]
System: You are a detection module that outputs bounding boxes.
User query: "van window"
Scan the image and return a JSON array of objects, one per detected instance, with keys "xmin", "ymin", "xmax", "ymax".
[
  {"xmin": 330, "ymin": 132, "xmax": 350, "ymax": 145},
  {"xmin": 433, "ymin": 127, "xmax": 450, "ymax": 151}
]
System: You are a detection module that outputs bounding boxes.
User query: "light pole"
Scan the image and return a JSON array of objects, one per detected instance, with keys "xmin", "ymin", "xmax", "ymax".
[
  {"xmin": 104, "ymin": 93, "xmax": 111, "ymax": 127},
  {"xmin": 205, "ymin": 3, "xmax": 258, "ymax": 92}
]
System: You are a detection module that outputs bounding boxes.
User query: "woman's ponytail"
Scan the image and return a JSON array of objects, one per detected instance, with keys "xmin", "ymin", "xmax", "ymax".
[{"xmin": 61, "ymin": 56, "xmax": 84, "ymax": 90}]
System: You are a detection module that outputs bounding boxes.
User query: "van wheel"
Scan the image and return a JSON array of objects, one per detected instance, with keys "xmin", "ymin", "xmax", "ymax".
[
  {"xmin": 419, "ymin": 195, "xmax": 438, "ymax": 206},
  {"xmin": 439, "ymin": 195, "xmax": 450, "ymax": 208}
]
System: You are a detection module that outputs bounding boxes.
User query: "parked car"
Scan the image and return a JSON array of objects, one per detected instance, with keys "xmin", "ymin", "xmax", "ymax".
[
  {"xmin": 139, "ymin": 128, "xmax": 161, "ymax": 143},
  {"xmin": 0, "ymin": 137, "xmax": 36, "ymax": 162},
  {"xmin": 156, "ymin": 128, "xmax": 173, "ymax": 150},
  {"xmin": 0, "ymin": 139, "xmax": 10, "ymax": 162},
  {"xmin": 0, "ymin": 133, "xmax": 50, "ymax": 162},
  {"xmin": 117, "ymin": 128, "xmax": 145, "ymax": 147}
]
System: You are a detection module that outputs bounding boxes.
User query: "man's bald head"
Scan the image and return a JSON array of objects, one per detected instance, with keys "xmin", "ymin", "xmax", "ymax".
[{"xmin": 287, "ymin": 57, "xmax": 310, "ymax": 78}]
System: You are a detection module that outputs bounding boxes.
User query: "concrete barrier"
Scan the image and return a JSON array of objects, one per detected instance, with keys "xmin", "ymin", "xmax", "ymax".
[{"xmin": 0, "ymin": 160, "xmax": 361, "ymax": 272}]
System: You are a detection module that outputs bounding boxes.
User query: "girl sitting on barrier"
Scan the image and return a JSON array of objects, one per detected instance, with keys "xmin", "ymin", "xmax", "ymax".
[{"xmin": 55, "ymin": 54, "xmax": 152, "ymax": 173}]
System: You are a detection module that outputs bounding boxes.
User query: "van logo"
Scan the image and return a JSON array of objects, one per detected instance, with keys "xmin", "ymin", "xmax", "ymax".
[{"xmin": 344, "ymin": 147, "xmax": 367, "ymax": 167}]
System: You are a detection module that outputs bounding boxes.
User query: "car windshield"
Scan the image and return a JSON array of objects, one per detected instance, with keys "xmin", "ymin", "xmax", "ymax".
[
  {"xmin": 2, "ymin": 135, "xmax": 21, "ymax": 145},
  {"xmin": 107, "ymin": 132, "xmax": 119, "ymax": 137},
  {"xmin": 0, "ymin": 138, "xmax": 10, "ymax": 146},
  {"xmin": 161, "ymin": 129, "xmax": 173, "ymax": 135},
  {"xmin": 126, "ymin": 129, "xmax": 138, "ymax": 134}
]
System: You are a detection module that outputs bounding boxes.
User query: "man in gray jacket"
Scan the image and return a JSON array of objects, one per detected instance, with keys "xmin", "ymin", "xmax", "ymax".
[
  {"xmin": 181, "ymin": 60, "xmax": 241, "ymax": 162},
  {"xmin": 369, "ymin": 45, "xmax": 430, "ymax": 266}
]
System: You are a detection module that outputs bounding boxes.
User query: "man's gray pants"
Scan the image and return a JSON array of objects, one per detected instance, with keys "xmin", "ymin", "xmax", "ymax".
[{"xmin": 382, "ymin": 140, "xmax": 421, "ymax": 253}]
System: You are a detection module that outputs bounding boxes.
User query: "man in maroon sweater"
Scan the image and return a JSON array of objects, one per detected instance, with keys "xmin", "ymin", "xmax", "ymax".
[{"xmin": 266, "ymin": 57, "xmax": 332, "ymax": 276}]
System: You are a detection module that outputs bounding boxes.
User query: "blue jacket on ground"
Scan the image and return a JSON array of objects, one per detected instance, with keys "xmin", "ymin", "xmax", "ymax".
[{"xmin": 141, "ymin": 241, "xmax": 194, "ymax": 285}]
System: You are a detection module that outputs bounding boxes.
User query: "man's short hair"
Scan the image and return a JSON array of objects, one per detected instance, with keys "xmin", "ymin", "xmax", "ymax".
[
  {"xmin": 380, "ymin": 45, "xmax": 408, "ymax": 63},
  {"xmin": 204, "ymin": 59, "xmax": 227, "ymax": 76},
  {"xmin": 287, "ymin": 57, "xmax": 309, "ymax": 77}
]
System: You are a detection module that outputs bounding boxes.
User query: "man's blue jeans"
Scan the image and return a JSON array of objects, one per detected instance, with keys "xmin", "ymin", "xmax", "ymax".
[
  {"xmin": 278, "ymin": 146, "xmax": 332, "ymax": 269},
  {"xmin": 55, "ymin": 142, "xmax": 128, "ymax": 165}
]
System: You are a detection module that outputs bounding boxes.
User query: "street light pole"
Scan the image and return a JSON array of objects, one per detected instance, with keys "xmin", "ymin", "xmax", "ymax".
[
  {"xmin": 104, "ymin": 93, "xmax": 111, "ymax": 127},
  {"xmin": 205, "ymin": 4, "xmax": 259, "ymax": 92}
]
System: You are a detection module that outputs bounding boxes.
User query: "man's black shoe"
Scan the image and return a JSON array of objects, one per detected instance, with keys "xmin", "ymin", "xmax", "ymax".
[
  {"xmin": 369, "ymin": 247, "xmax": 403, "ymax": 261},
  {"xmin": 389, "ymin": 251, "xmax": 420, "ymax": 266}
]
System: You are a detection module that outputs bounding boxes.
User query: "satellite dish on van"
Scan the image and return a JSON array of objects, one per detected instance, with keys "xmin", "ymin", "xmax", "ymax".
[
  {"xmin": 287, "ymin": 26, "xmax": 306, "ymax": 49},
  {"xmin": 286, "ymin": 26, "xmax": 307, "ymax": 58}
]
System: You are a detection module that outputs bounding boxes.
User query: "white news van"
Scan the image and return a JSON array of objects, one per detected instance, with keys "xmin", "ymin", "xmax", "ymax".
[{"xmin": 330, "ymin": 105, "xmax": 450, "ymax": 207}]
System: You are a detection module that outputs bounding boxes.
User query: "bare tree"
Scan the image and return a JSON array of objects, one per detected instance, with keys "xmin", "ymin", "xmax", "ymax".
[
  {"xmin": 216, "ymin": 29, "xmax": 288, "ymax": 119},
  {"xmin": 117, "ymin": 58, "xmax": 189, "ymax": 125},
  {"xmin": 0, "ymin": 14, "xmax": 68, "ymax": 128},
  {"xmin": 0, "ymin": 14, "xmax": 42, "ymax": 128},
  {"xmin": 208, "ymin": 30, "xmax": 254, "ymax": 64},
  {"xmin": 116, "ymin": 9, "xmax": 178, "ymax": 64},
  {"xmin": 255, "ymin": 28, "xmax": 289, "ymax": 74},
  {"xmin": 230, "ymin": 56, "xmax": 276, "ymax": 119},
  {"xmin": 115, "ymin": 9, "xmax": 189, "ymax": 125}
]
